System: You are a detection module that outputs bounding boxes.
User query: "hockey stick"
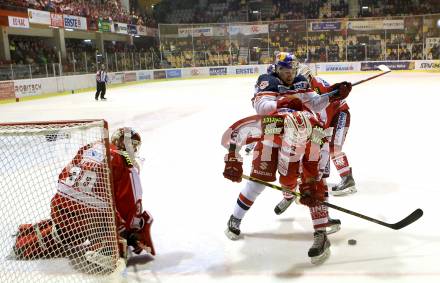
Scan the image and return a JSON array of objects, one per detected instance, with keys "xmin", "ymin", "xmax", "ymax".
[
  {"xmin": 352, "ymin": 64, "xmax": 391, "ymax": 87},
  {"xmin": 319, "ymin": 64, "xmax": 391, "ymax": 99},
  {"xmin": 242, "ymin": 174, "xmax": 423, "ymax": 230}
]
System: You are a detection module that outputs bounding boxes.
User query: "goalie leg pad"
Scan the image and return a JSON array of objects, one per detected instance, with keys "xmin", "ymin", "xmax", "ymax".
[{"xmin": 13, "ymin": 219, "xmax": 63, "ymax": 259}]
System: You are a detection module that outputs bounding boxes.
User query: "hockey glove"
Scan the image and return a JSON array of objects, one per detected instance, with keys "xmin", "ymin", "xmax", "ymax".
[
  {"xmin": 126, "ymin": 211, "xmax": 155, "ymax": 255},
  {"xmin": 299, "ymin": 182, "xmax": 325, "ymax": 207},
  {"xmin": 223, "ymin": 152, "xmax": 243, "ymax": 182},
  {"xmin": 276, "ymin": 95, "xmax": 303, "ymax": 110},
  {"xmin": 330, "ymin": 81, "xmax": 352, "ymax": 102},
  {"xmin": 120, "ymin": 211, "xmax": 155, "ymax": 255}
]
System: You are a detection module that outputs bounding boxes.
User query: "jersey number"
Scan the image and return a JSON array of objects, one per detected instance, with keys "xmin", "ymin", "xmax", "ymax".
[{"xmin": 65, "ymin": 166, "xmax": 97, "ymax": 193}]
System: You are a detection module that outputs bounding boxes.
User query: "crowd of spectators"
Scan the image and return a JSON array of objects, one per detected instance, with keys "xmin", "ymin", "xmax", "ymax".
[
  {"xmin": 271, "ymin": 0, "xmax": 348, "ymax": 21},
  {"xmin": 152, "ymin": 0, "xmax": 440, "ymax": 24},
  {"xmin": 359, "ymin": 0, "xmax": 440, "ymax": 17},
  {"xmin": 1, "ymin": 0, "xmax": 440, "ymax": 73},
  {"xmin": 9, "ymin": 36, "xmax": 59, "ymax": 65},
  {"xmin": 0, "ymin": 0, "xmax": 157, "ymax": 27},
  {"xmin": 153, "ymin": 0, "xmax": 350, "ymax": 24},
  {"xmin": 159, "ymin": 37, "xmax": 243, "ymax": 68}
]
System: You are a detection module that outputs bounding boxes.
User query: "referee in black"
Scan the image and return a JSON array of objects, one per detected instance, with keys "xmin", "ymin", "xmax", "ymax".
[{"xmin": 95, "ymin": 64, "xmax": 108, "ymax": 100}]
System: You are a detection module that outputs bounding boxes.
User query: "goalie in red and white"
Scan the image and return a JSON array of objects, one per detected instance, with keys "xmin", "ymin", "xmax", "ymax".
[{"xmin": 12, "ymin": 127, "xmax": 154, "ymax": 273}]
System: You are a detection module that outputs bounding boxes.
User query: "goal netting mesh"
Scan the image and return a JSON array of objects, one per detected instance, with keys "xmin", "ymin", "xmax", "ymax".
[{"xmin": 0, "ymin": 120, "xmax": 123, "ymax": 283}]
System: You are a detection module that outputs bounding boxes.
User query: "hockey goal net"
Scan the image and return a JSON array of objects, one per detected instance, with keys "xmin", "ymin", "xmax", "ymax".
[{"xmin": 0, "ymin": 120, "xmax": 124, "ymax": 283}]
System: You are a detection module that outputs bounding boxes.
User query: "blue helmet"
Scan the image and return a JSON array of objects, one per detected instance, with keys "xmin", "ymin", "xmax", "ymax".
[
  {"xmin": 266, "ymin": 64, "xmax": 275, "ymax": 74},
  {"xmin": 274, "ymin": 52, "xmax": 298, "ymax": 69}
]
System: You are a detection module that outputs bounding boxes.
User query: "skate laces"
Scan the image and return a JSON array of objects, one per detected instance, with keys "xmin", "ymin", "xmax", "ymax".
[
  {"xmin": 229, "ymin": 216, "xmax": 241, "ymax": 230},
  {"xmin": 312, "ymin": 231, "xmax": 326, "ymax": 248},
  {"xmin": 279, "ymin": 198, "xmax": 293, "ymax": 208}
]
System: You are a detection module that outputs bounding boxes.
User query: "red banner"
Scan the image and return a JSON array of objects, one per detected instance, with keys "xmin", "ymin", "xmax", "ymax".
[
  {"xmin": 50, "ymin": 13, "xmax": 64, "ymax": 28},
  {"xmin": 0, "ymin": 81, "xmax": 15, "ymax": 101}
]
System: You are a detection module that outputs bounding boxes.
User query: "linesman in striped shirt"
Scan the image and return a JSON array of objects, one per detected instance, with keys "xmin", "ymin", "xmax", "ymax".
[{"xmin": 95, "ymin": 64, "xmax": 109, "ymax": 101}]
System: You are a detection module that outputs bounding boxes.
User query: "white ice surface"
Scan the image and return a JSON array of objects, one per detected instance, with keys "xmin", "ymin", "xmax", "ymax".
[{"xmin": 1, "ymin": 72, "xmax": 439, "ymax": 283}]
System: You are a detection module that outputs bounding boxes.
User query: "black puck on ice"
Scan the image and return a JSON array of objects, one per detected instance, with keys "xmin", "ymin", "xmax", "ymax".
[{"xmin": 348, "ymin": 239, "xmax": 357, "ymax": 245}]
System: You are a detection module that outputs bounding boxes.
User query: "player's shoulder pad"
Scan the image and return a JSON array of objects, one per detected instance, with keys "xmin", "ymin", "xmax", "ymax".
[
  {"xmin": 113, "ymin": 150, "xmax": 134, "ymax": 167},
  {"xmin": 255, "ymin": 73, "xmax": 279, "ymax": 93},
  {"xmin": 315, "ymin": 76, "xmax": 330, "ymax": 87},
  {"xmin": 266, "ymin": 64, "xmax": 275, "ymax": 74}
]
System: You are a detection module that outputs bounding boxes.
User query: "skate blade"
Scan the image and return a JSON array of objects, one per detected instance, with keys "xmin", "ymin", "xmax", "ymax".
[
  {"xmin": 85, "ymin": 250, "xmax": 114, "ymax": 270},
  {"xmin": 326, "ymin": 224, "xmax": 341, "ymax": 235},
  {"xmin": 274, "ymin": 204, "xmax": 292, "ymax": 215},
  {"xmin": 310, "ymin": 248, "xmax": 330, "ymax": 265},
  {"xmin": 331, "ymin": 186, "xmax": 357, "ymax": 196},
  {"xmin": 224, "ymin": 228, "xmax": 240, "ymax": 241},
  {"xmin": 274, "ymin": 197, "xmax": 296, "ymax": 215}
]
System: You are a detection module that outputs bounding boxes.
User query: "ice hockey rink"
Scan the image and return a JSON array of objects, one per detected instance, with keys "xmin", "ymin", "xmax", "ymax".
[{"xmin": 0, "ymin": 71, "xmax": 439, "ymax": 283}]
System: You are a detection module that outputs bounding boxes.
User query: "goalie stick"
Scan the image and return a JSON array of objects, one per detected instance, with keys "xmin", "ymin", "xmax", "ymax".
[{"xmin": 242, "ymin": 175, "xmax": 423, "ymax": 230}]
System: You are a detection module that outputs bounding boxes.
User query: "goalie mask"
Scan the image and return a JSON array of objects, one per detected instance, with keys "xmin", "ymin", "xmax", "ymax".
[
  {"xmin": 111, "ymin": 127, "xmax": 142, "ymax": 154},
  {"xmin": 297, "ymin": 64, "xmax": 314, "ymax": 83}
]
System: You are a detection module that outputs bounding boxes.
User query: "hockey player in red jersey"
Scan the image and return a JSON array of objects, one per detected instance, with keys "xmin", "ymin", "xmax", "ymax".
[
  {"xmin": 273, "ymin": 64, "xmax": 355, "ymax": 221},
  {"xmin": 299, "ymin": 65, "xmax": 356, "ymax": 196},
  {"xmin": 12, "ymin": 127, "xmax": 154, "ymax": 274},
  {"xmin": 222, "ymin": 52, "xmax": 351, "ymax": 264}
]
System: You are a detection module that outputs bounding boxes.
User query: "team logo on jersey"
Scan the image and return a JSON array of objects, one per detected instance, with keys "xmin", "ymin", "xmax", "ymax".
[
  {"xmin": 83, "ymin": 147, "xmax": 104, "ymax": 163},
  {"xmin": 259, "ymin": 80, "xmax": 269, "ymax": 89},
  {"xmin": 293, "ymin": 81, "xmax": 309, "ymax": 90},
  {"xmin": 259, "ymin": 162, "xmax": 268, "ymax": 170}
]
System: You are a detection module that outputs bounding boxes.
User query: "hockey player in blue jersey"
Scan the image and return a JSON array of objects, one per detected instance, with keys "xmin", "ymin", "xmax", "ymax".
[{"xmin": 223, "ymin": 52, "xmax": 351, "ymax": 264}]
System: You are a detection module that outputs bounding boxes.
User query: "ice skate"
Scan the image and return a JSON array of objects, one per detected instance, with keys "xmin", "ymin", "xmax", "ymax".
[
  {"xmin": 325, "ymin": 218, "xmax": 341, "ymax": 235},
  {"xmin": 308, "ymin": 230, "xmax": 331, "ymax": 264},
  {"xmin": 224, "ymin": 215, "xmax": 241, "ymax": 240},
  {"xmin": 84, "ymin": 249, "xmax": 113, "ymax": 270},
  {"xmin": 331, "ymin": 172, "xmax": 356, "ymax": 196},
  {"xmin": 274, "ymin": 196, "xmax": 296, "ymax": 215}
]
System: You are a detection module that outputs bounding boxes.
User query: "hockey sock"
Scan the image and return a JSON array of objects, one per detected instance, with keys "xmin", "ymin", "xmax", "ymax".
[
  {"xmin": 310, "ymin": 187, "xmax": 329, "ymax": 230},
  {"xmin": 332, "ymin": 152, "xmax": 350, "ymax": 177},
  {"xmin": 233, "ymin": 181, "xmax": 265, "ymax": 219}
]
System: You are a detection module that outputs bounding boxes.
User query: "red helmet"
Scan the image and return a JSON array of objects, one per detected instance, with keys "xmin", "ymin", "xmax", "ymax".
[{"xmin": 111, "ymin": 127, "xmax": 141, "ymax": 153}]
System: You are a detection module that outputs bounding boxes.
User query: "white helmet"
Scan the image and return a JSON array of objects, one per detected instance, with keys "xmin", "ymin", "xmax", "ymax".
[
  {"xmin": 111, "ymin": 127, "xmax": 142, "ymax": 154},
  {"xmin": 283, "ymin": 111, "xmax": 312, "ymax": 145},
  {"xmin": 297, "ymin": 64, "xmax": 314, "ymax": 83}
]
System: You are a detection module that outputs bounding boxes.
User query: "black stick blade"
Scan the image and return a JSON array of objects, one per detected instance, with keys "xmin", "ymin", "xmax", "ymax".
[{"xmin": 388, "ymin": 209, "xmax": 423, "ymax": 230}]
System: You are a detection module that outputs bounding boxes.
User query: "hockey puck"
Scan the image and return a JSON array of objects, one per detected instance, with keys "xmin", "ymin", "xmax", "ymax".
[{"xmin": 348, "ymin": 239, "xmax": 357, "ymax": 245}]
